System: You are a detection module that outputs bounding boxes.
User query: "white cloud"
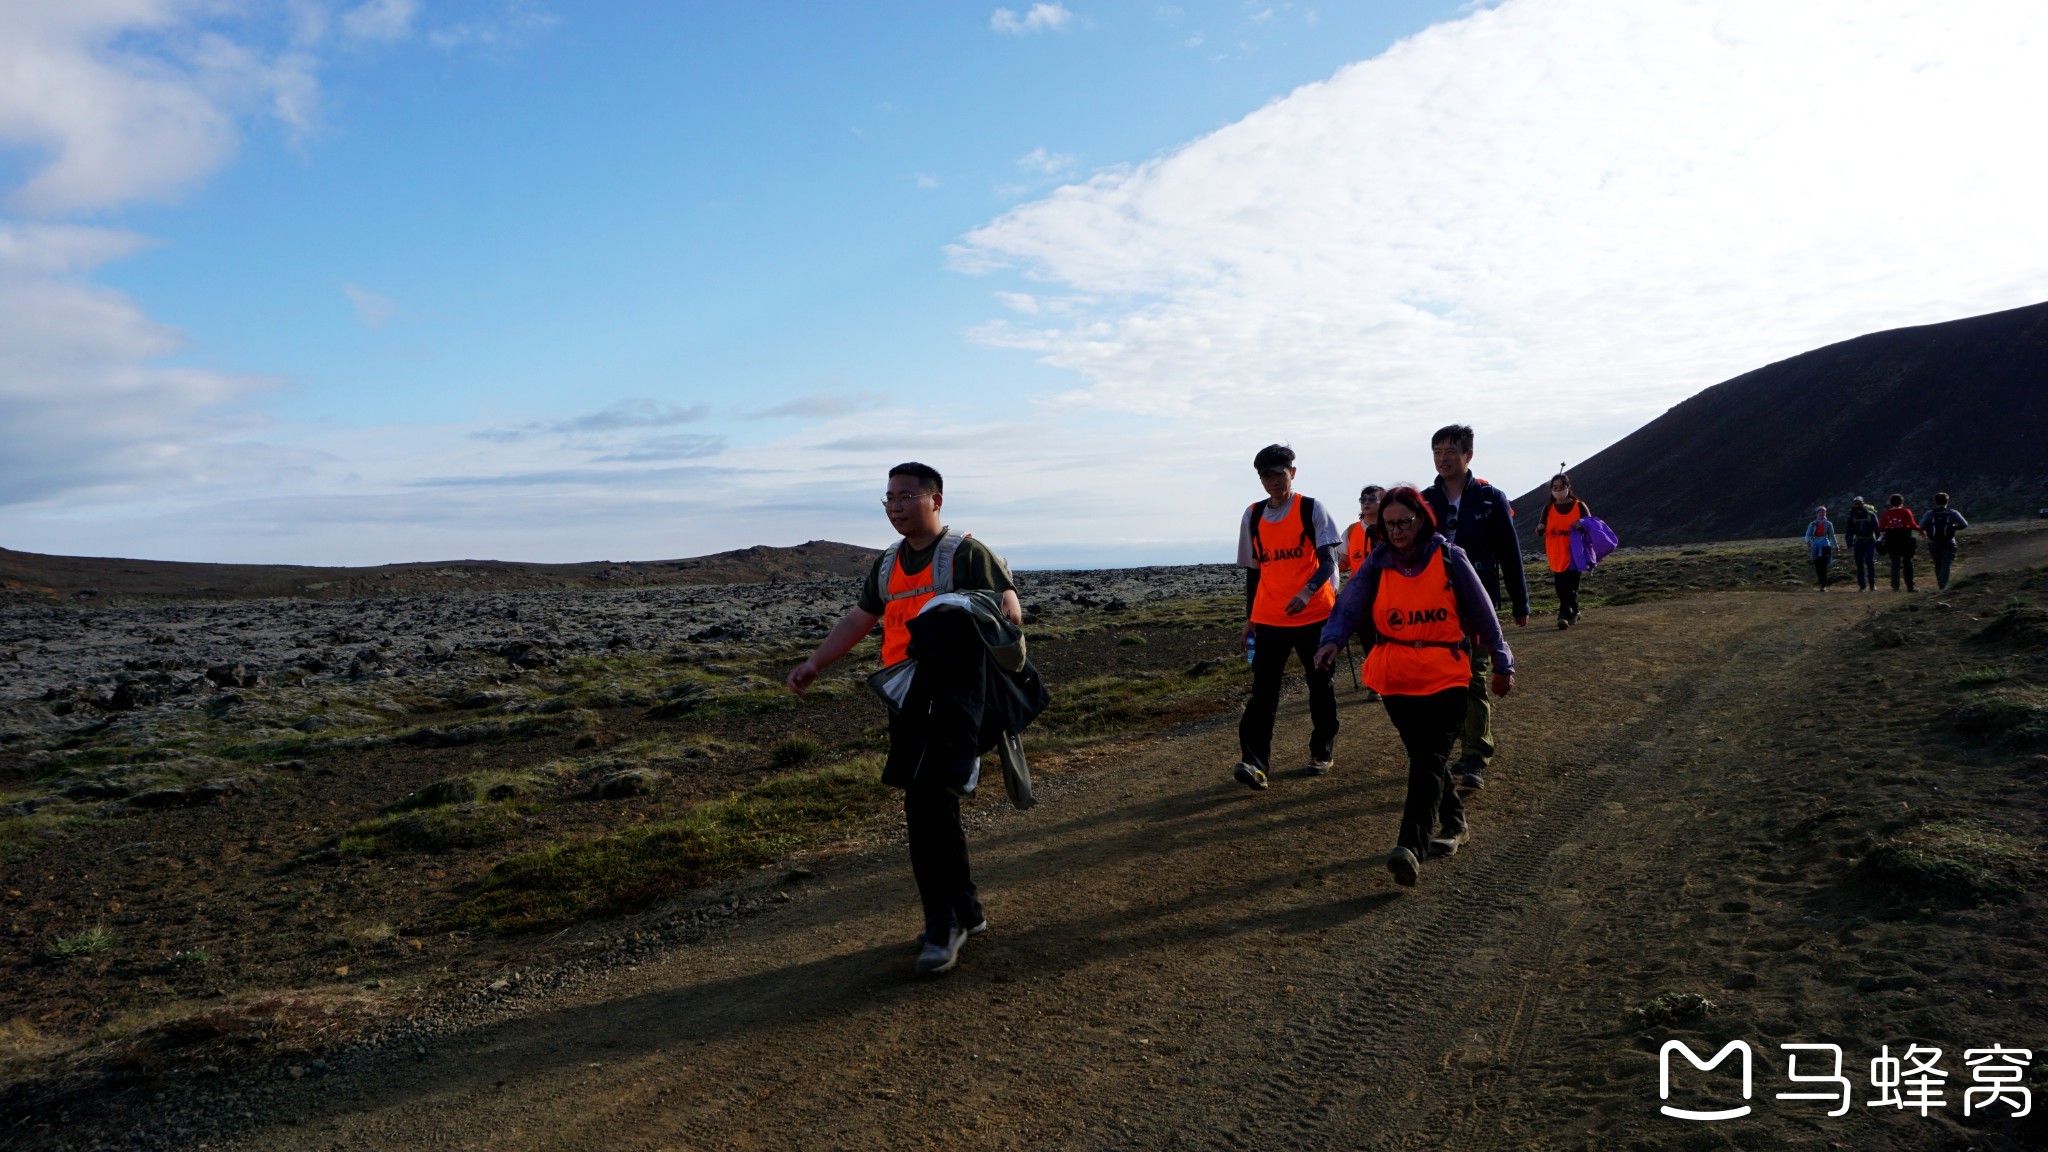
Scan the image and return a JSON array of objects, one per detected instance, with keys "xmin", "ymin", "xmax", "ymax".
[
  {"xmin": 0, "ymin": 222, "xmax": 274, "ymax": 505},
  {"xmin": 1015, "ymin": 146, "xmax": 1076, "ymax": 176},
  {"xmin": 915, "ymin": 172, "xmax": 941, "ymax": 189},
  {"xmin": 743, "ymin": 392, "xmax": 888, "ymax": 420},
  {"xmin": 953, "ymin": 0, "xmax": 2048, "ymax": 493},
  {"xmin": 342, "ymin": 283, "xmax": 398, "ymax": 329},
  {"xmin": 340, "ymin": 0, "xmax": 418, "ymax": 43},
  {"xmin": 991, "ymin": 4, "xmax": 1074, "ymax": 35}
]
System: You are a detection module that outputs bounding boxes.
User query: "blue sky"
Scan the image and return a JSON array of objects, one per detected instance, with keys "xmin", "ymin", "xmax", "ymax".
[
  {"xmin": 104, "ymin": 2, "xmax": 1465, "ymax": 433},
  {"xmin": 3, "ymin": 1, "xmax": 2046, "ymax": 567}
]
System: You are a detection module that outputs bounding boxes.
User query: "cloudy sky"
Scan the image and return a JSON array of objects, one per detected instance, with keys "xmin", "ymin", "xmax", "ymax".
[{"xmin": 3, "ymin": 1, "xmax": 2045, "ymax": 567}]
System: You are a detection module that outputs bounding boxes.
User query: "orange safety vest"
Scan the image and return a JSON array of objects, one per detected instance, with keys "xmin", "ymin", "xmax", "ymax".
[
  {"xmin": 1361, "ymin": 548, "xmax": 1471, "ymax": 697},
  {"xmin": 1345, "ymin": 521, "xmax": 1369, "ymax": 577},
  {"xmin": 879, "ymin": 529, "xmax": 966, "ymax": 666},
  {"xmin": 1248, "ymin": 495, "xmax": 1336, "ymax": 628},
  {"xmin": 1544, "ymin": 500, "xmax": 1583, "ymax": 574}
]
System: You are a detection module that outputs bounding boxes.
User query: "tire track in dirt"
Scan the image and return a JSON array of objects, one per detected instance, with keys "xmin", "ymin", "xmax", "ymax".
[{"xmin": 1198, "ymin": 598, "xmax": 1840, "ymax": 1151}]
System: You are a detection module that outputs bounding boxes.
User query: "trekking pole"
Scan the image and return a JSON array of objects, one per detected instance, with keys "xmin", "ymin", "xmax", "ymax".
[{"xmin": 1343, "ymin": 639, "xmax": 1359, "ymax": 693}]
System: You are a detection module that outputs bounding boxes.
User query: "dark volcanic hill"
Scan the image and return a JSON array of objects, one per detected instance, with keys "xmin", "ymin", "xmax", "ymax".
[
  {"xmin": 0, "ymin": 540, "xmax": 880, "ymax": 603},
  {"xmin": 1513, "ymin": 301, "xmax": 2048, "ymax": 544}
]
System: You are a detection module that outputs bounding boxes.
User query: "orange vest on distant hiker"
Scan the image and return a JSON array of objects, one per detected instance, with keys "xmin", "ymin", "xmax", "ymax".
[
  {"xmin": 1544, "ymin": 500, "xmax": 1583, "ymax": 574},
  {"xmin": 1249, "ymin": 495, "xmax": 1336, "ymax": 628},
  {"xmin": 1345, "ymin": 521, "xmax": 1369, "ymax": 576},
  {"xmin": 1361, "ymin": 549, "xmax": 1470, "ymax": 697},
  {"xmin": 880, "ymin": 529, "xmax": 967, "ymax": 666}
]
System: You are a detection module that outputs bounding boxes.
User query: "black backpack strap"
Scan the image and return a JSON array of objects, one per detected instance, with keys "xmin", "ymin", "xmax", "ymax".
[
  {"xmin": 1298, "ymin": 495, "xmax": 1317, "ymax": 546},
  {"xmin": 1247, "ymin": 501, "xmax": 1266, "ymax": 557}
]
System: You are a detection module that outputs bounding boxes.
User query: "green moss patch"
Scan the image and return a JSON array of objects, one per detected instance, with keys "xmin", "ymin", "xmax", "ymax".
[
  {"xmin": 1947, "ymin": 693, "xmax": 2048, "ymax": 749},
  {"xmin": 1858, "ymin": 819, "xmax": 2036, "ymax": 900},
  {"xmin": 1631, "ymin": 992, "xmax": 1718, "ymax": 1027},
  {"xmin": 447, "ymin": 759, "xmax": 892, "ymax": 933}
]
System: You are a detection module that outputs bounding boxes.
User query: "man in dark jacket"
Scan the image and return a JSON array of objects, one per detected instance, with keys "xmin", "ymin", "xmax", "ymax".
[
  {"xmin": 1921, "ymin": 492, "xmax": 1969, "ymax": 590},
  {"xmin": 1844, "ymin": 497, "xmax": 1880, "ymax": 591},
  {"xmin": 1421, "ymin": 424, "xmax": 1528, "ymax": 791}
]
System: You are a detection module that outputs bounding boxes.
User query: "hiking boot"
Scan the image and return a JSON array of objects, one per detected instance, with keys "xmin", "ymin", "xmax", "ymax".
[
  {"xmin": 915, "ymin": 925, "xmax": 970, "ymax": 975},
  {"xmin": 1455, "ymin": 762, "xmax": 1486, "ymax": 792},
  {"xmin": 1305, "ymin": 758, "xmax": 1334, "ymax": 776},
  {"xmin": 1429, "ymin": 827, "xmax": 1469, "ymax": 857},
  {"xmin": 1556, "ymin": 617, "xmax": 1570, "ymax": 630},
  {"xmin": 1386, "ymin": 846, "xmax": 1420, "ymax": 887},
  {"xmin": 915, "ymin": 919, "xmax": 988, "ymax": 947},
  {"xmin": 1232, "ymin": 762, "xmax": 1269, "ymax": 791}
]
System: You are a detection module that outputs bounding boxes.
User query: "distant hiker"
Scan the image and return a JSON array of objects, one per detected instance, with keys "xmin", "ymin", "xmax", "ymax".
[
  {"xmin": 1234, "ymin": 444, "xmax": 1343, "ymax": 788},
  {"xmin": 1313, "ymin": 486, "xmax": 1515, "ymax": 887},
  {"xmin": 1844, "ymin": 497, "xmax": 1880, "ymax": 592},
  {"xmin": 1922, "ymin": 492, "xmax": 1969, "ymax": 590},
  {"xmin": 1421, "ymin": 425, "xmax": 1528, "ymax": 792},
  {"xmin": 1878, "ymin": 493, "xmax": 1921, "ymax": 592},
  {"xmin": 1803, "ymin": 506, "xmax": 1838, "ymax": 590},
  {"xmin": 1346, "ymin": 485, "xmax": 1385, "ymax": 578},
  {"xmin": 1541, "ymin": 471, "xmax": 1592, "ymax": 628},
  {"xmin": 786, "ymin": 462, "xmax": 1042, "ymax": 976}
]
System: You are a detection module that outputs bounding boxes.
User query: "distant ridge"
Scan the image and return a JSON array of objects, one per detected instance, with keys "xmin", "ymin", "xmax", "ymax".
[
  {"xmin": 1514, "ymin": 301, "xmax": 2048, "ymax": 544},
  {"xmin": 0, "ymin": 540, "xmax": 880, "ymax": 603}
]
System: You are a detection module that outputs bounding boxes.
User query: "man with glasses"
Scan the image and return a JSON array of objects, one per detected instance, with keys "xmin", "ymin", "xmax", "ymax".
[
  {"xmin": 787, "ymin": 461, "xmax": 1020, "ymax": 975},
  {"xmin": 1422, "ymin": 425, "xmax": 1528, "ymax": 792},
  {"xmin": 1234, "ymin": 444, "xmax": 1343, "ymax": 789}
]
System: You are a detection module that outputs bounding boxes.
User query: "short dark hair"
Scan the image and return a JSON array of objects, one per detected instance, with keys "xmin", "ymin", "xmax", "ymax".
[
  {"xmin": 1253, "ymin": 444, "xmax": 1295, "ymax": 473},
  {"xmin": 1359, "ymin": 484, "xmax": 1384, "ymax": 501},
  {"xmin": 888, "ymin": 462, "xmax": 943, "ymax": 494},
  {"xmin": 1934, "ymin": 491, "xmax": 1951, "ymax": 506},
  {"xmin": 1888, "ymin": 492, "xmax": 1905, "ymax": 507},
  {"xmin": 1378, "ymin": 485, "xmax": 1437, "ymax": 533},
  {"xmin": 1431, "ymin": 424, "xmax": 1475, "ymax": 453}
]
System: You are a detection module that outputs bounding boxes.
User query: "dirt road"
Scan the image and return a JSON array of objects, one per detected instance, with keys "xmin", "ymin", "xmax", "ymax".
[{"xmin": 220, "ymin": 542, "xmax": 2047, "ymax": 1151}]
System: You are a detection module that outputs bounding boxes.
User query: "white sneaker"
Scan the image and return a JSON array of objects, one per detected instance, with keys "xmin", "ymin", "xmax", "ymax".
[
  {"xmin": 915, "ymin": 925, "xmax": 970, "ymax": 975},
  {"xmin": 915, "ymin": 919, "xmax": 988, "ymax": 947}
]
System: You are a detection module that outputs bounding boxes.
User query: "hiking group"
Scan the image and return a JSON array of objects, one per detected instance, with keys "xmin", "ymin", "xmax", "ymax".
[
  {"xmin": 1805, "ymin": 492, "xmax": 1969, "ymax": 592},
  {"xmin": 787, "ymin": 425, "xmax": 1623, "ymax": 974}
]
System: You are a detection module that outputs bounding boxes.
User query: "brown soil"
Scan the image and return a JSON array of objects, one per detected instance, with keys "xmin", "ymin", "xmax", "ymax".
[{"xmin": 10, "ymin": 532, "xmax": 2048, "ymax": 1150}]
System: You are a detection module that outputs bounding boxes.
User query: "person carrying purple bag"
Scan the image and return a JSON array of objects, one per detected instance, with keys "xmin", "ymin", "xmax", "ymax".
[{"xmin": 1540, "ymin": 470, "xmax": 1618, "ymax": 630}]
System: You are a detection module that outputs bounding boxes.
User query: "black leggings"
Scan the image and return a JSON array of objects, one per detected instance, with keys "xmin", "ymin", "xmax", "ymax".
[
  {"xmin": 1812, "ymin": 548, "xmax": 1832, "ymax": 588},
  {"xmin": 1551, "ymin": 569, "xmax": 1582, "ymax": 621},
  {"xmin": 1381, "ymin": 687, "xmax": 1468, "ymax": 855}
]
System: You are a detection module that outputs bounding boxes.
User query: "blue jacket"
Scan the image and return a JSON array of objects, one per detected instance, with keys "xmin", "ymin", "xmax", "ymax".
[
  {"xmin": 1422, "ymin": 472, "xmax": 1530, "ymax": 618},
  {"xmin": 1804, "ymin": 519, "xmax": 1836, "ymax": 558}
]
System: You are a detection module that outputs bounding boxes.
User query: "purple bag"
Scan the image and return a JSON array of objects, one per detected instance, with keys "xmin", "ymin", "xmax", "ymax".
[{"xmin": 1569, "ymin": 516, "xmax": 1619, "ymax": 571}]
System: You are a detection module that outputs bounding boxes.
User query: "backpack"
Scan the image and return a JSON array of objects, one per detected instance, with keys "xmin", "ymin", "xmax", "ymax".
[
  {"xmin": 1568, "ymin": 508, "xmax": 1620, "ymax": 571},
  {"xmin": 1926, "ymin": 509, "xmax": 1960, "ymax": 544},
  {"xmin": 1248, "ymin": 495, "xmax": 1318, "ymax": 560}
]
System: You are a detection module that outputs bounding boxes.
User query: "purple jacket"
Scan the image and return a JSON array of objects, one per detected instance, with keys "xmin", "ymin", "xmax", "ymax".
[{"xmin": 1320, "ymin": 534, "xmax": 1515, "ymax": 675}]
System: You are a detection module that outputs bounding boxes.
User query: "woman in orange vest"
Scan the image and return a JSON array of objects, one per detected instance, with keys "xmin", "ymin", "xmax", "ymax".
[
  {"xmin": 1315, "ymin": 486, "xmax": 1515, "ymax": 887},
  {"xmin": 1345, "ymin": 485, "xmax": 1384, "ymax": 578},
  {"xmin": 1542, "ymin": 471, "xmax": 1590, "ymax": 630},
  {"xmin": 1233, "ymin": 444, "xmax": 1343, "ymax": 790}
]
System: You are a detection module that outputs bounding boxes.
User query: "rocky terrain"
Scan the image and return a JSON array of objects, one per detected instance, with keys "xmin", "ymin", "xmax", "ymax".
[
  {"xmin": 0, "ymin": 540, "xmax": 883, "ymax": 604},
  {"xmin": 4, "ymin": 529, "xmax": 2043, "ymax": 1150}
]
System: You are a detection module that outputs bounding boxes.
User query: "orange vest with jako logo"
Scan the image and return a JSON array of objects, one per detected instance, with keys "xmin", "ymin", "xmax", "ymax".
[{"xmin": 1362, "ymin": 549, "xmax": 1471, "ymax": 697}]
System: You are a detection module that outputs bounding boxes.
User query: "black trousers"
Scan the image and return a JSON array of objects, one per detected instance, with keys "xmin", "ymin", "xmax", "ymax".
[
  {"xmin": 1852, "ymin": 540, "xmax": 1877, "ymax": 589},
  {"xmin": 1552, "ymin": 569, "xmax": 1583, "ymax": 621},
  {"xmin": 1382, "ymin": 688, "xmax": 1468, "ymax": 855},
  {"xmin": 1239, "ymin": 620, "xmax": 1338, "ymax": 772},
  {"xmin": 1812, "ymin": 548, "xmax": 1832, "ymax": 588},
  {"xmin": 1890, "ymin": 550, "xmax": 1917, "ymax": 591},
  {"xmin": 904, "ymin": 783, "xmax": 982, "ymax": 942},
  {"xmin": 1932, "ymin": 542, "xmax": 1957, "ymax": 589}
]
